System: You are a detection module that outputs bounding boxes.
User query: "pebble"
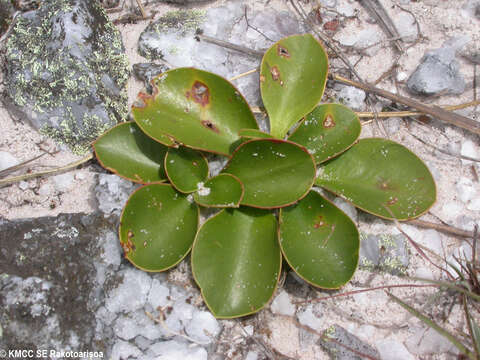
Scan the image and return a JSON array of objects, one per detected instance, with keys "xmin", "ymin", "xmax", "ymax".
[
  {"xmin": 296, "ymin": 304, "xmax": 323, "ymax": 332},
  {"xmin": 407, "ymin": 36, "xmax": 470, "ymax": 96},
  {"xmin": 376, "ymin": 338, "xmax": 415, "ymax": 360},
  {"xmin": 336, "ymin": 85, "xmax": 366, "ymax": 111},
  {"xmin": 319, "ymin": 324, "xmax": 380, "ymax": 359},
  {"xmin": 18, "ymin": 181, "xmax": 29, "ymax": 191},
  {"xmin": 150, "ymin": 340, "xmax": 208, "ymax": 360},
  {"xmin": 105, "ymin": 269, "xmax": 152, "ymax": 314},
  {"xmin": 337, "ymin": 28, "xmax": 383, "ymax": 56},
  {"xmin": 184, "ymin": 311, "xmax": 221, "ymax": 343},
  {"xmin": 0, "ymin": 151, "xmax": 19, "ymax": 171},
  {"xmin": 52, "ymin": 173, "xmax": 74, "ymax": 193},
  {"xmin": 393, "ymin": 12, "xmax": 418, "ymax": 42},
  {"xmin": 111, "ymin": 340, "xmax": 142, "ymax": 360},
  {"xmin": 147, "ymin": 279, "xmax": 171, "ymax": 310},
  {"xmin": 359, "ymin": 233, "xmax": 409, "ymax": 275},
  {"xmin": 461, "ymin": 140, "xmax": 480, "ymax": 165},
  {"xmin": 271, "ymin": 290, "xmax": 296, "ymax": 316},
  {"xmin": 405, "ymin": 327, "xmax": 455, "ymax": 355},
  {"xmin": 456, "ymin": 177, "xmax": 477, "ymax": 203},
  {"xmin": 95, "ymin": 174, "xmax": 139, "ymax": 216}
]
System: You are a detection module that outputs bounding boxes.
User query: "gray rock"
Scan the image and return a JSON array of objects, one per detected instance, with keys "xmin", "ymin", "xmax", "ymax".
[
  {"xmin": 0, "ymin": 151, "xmax": 19, "ymax": 171},
  {"xmin": 95, "ymin": 173, "xmax": 139, "ymax": 216},
  {"xmin": 4, "ymin": 0, "xmax": 129, "ymax": 154},
  {"xmin": 336, "ymin": 85, "xmax": 366, "ymax": 111},
  {"xmin": 405, "ymin": 327, "xmax": 456, "ymax": 356},
  {"xmin": 359, "ymin": 233, "xmax": 409, "ymax": 275},
  {"xmin": 132, "ymin": 62, "xmax": 170, "ymax": 93},
  {"xmin": 318, "ymin": 324, "xmax": 380, "ymax": 360},
  {"xmin": 407, "ymin": 37, "xmax": 470, "ymax": 96},
  {"xmin": 0, "ymin": 213, "xmax": 112, "ymax": 356},
  {"xmin": 376, "ymin": 338, "xmax": 415, "ymax": 360}
]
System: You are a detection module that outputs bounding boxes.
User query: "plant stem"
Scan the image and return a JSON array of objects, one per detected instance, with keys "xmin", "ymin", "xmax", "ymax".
[
  {"xmin": 408, "ymin": 219, "xmax": 474, "ymax": 239},
  {"xmin": 332, "ymin": 74, "xmax": 480, "ymax": 135},
  {"xmin": 0, "ymin": 153, "xmax": 94, "ymax": 187},
  {"xmin": 357, "ymin": 100, "xmax": 480, "ymax": 119}
]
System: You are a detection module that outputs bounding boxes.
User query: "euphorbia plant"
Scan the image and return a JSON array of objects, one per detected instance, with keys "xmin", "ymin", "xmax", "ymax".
[{"xmin": 93, "ymin": 34, "xmax": 436, "ymax": 318}]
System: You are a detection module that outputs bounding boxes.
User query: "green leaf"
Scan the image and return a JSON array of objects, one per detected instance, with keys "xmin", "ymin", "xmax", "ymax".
[
  {"xmin": 192, "ymin": 207, "xmax": 281, "ymax": 318},
  {"xmin": 238, "ymin": 128, "xmax": 274, "ymax": 139},
  {"xmin": 132, "ymin": 68, "xmax": 258, "ymax": 156},
  {"xmin": 223, "ymin": 139, "xmax": 316, "ymax": 208},
  {"xmin": 316, "ymin": 138, "xmax": 436, "ymax": 220},
  {"xmin": 260, "ymin": 34, "xmax": 328, "ymax": 139},
  {"xmin": 164, "ymin": 147, "xmax": 209, "ymax": 193},
  {"xmin": 119, "ymin": 184, "xmax": 198, "ymax": 271},
  {"xmin": 279, "ymin": 191, "xmax": 359, "ymax": 288},
  {"xmin": 93, "ymin": 122, "xmax": 168, "ymax": 183},
  {"xmin": 193, "ymin": 174, "xmax": 244, "ymax": 208},
  {"xmin": 288, "ymin": 104, "xmax": 361, "ymax": 164}
]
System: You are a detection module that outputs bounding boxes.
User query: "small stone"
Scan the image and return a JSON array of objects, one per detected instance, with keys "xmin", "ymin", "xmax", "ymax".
[
  {"xmin": 105, "ymin": 269, "xmax": 152, "ymax": 314},
  {"xmin": 150, "ymin": 340, "xmax": 208, "ymax": 360},
  {"xmin": 337, "ymin": 28, "xmax": 383, "ymax": 56},
  {"xmin": 461, "ymin": 140, "xmax": 480, "ymax": 165},
  {"xmin": 319, "ymin": 324, "xmax": 380, "ymax": 359},
  {"xmin": 456, "ymin": 177, "xmax": 477, "ymax": 203},
  {"xmin": 359, "ymin": 233, "xmax": 409, "ymax": 275},
  {"xmin": 185, "ymin": 311, "xmax": 221, "ymax": 344},
  {"xmin": 270, "ymin": 290, "xmax": 296, "ymax": 316},
  {"xmin": 74, "ymin": 172, "xmax": 86, "ymax": 181},
  {"xmin": 467, "ymin": 197, "xmax": 480, "ymax": 211},
  {"xmin": 393, "ymin": 12, "xmax": 418, "ymax": 42},
  {"xmin": 0, "ymin": 151, "xmax": 19, "ymax": 171},
  {"xmin": 396, "ymin": 72, "xmax": 408, "ymax": 82},
  {"xmin": 52, "ymin": 173, "xmax": 74, "ymax": 193},
  {"xmin": 337, "ymin": 3, "xmax": 355, "ymax": 17},
  {"xmin": 297, "ymin": 304, "xmax": 323, "ymax": 332},
  {"xmin": 407, "ymin": 37, "xmax": 470, "ymax": 96},
  {"xmin": 336, "ymin": 85, "xmax": 366, "ymax": 111},
  {"xmin": 405, "ymin": 327, "xmax": 455, "ymax": 355},
  {"xmin": 18, "ymin": 181, "xmax": 29, "ymax": 191},
  {"xmin": 147, "ymin": 279, "xmax": 170, "ymax": 310},
  {"xmin": 245, "ymin": 351, "xmax": 259, "ymax": 360},
  {"xmin": 377, "ymin": 338, "xmax": 415, "ymax": 360},
  {"xmin": 111, "ymin": 340, "xmax": 142, "ymax": 360},
  {"xmin": 132, "ymin": 62, "xmax": 170, "ymax": 93},
  {"xmin": 95, "ymin": 174, "xmax": 139, "ymax": 216}
]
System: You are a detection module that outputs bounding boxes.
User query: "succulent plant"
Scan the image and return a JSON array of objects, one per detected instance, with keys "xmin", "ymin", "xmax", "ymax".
[{"xmin": 93, "ymin": 34, "xmax": 436, "ymax": 319}]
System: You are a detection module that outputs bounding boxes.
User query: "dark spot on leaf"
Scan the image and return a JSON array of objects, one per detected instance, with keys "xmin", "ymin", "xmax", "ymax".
[
  {"xmin": 377, "ymin": 178, "xmax": 395, "ymax": 191},
  {"xmin": 202, "ymin": 120, "xmax": 220, "ymax": 133},
  {"xmin": 314, "ymin": 215, "xmax": 326, "ymax": 228},
  {"xmin": 270, "ymin": 66, "xmax": 281, "ymax": 82},
  {"xmin": 277, "ymin": 44, "xmax": 290, "ymax": 58},
  {"xmin": 122, "ymin": 230, "xmax": 136, "ymax": 256},
  {"xmin": 323, "ymin": 114, "xmax": 336, "ymax": 128},
  {"xmin": 386, "ymin": 197, "xmax": 398, "ymax": 206},
  {"xmin": 186, "ymin": 81, "xmax": 210, "ymax": 107},
  {"xmin": 260, "ymin": 74, "xmax": 266, "ymax": 83}
]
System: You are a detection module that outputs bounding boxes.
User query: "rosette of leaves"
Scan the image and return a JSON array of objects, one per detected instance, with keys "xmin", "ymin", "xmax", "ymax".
[{"xmin": 94, "ymin": 34, "xmax": 436, "ymax": 319}]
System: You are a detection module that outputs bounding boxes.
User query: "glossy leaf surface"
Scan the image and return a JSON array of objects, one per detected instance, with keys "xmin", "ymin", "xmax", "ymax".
[
  {"xmin": 260, "ymin": 34, "xmax": 328, "ymax": 138},
  {"xmin": 94, "ymin": 122, "xmax": 168, "ymax": 183},
  {"xmin": 288, "ymin": 104, "xmax": 361, "ymax": 164},
  {"xmin": 279, "ymin": 191, "xmax": 359, "ymax": 288},
  {"xmin": 193, "ymin": 174, "xmax": 244, "ymax": 208},
  {"xmin": 223, "ymin": 139, "xmax": 316, "ymax": 208},
  {"xmin": 316, "ymin": 138, "xmax": 436, "ymax": 220},
  {"xmin": 192, "ymin": 208, "xmax": 281, "ymax": 318},
  {"xmin": 132, "ymin": 68, "xmax": 258, "ymax": 156},
  {"xmin": 165, "ymin": 147, "xmax": 208, "ymax": 193},
  {"xmin": 119, "ymin": 184, "xmax": 198, "ymax": 271}
]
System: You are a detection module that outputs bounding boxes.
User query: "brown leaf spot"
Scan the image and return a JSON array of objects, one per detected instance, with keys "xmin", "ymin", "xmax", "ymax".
[
  {"xmin": 186, "ymin": 81, "xmax": 210, "ymax": 107},
  {"xmin": 386, "ymin": 197, "xmax": 398, "ymax": 206},
  {"xmin": 323, "ymin": 114, "xmax": 336, "ymax": 128},
  {"xmin": 277, "ymin": 44, "xmax": 290, "ymax": 58},
  {"xmin": 201, "ymin": 120, "xmax": 220, "ymax": 133},
  {"xmin": 122, "ymin": 230, "xmax": 136, "ymax": 256},
  {"xmin": 260, "ymin": 74, "xmax": 266, "ymax": 83},
  {"xmin": 314, "ymin": 215, "xmax": 326, "ymax": 228},
  {"xmin": 270, "ymin": 66, "xmax": 281, "ymax": 82}
]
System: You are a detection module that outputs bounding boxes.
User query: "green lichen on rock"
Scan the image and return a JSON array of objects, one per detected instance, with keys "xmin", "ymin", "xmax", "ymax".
[
  {"xmin": 138, "ymin": 9, "xmax": 206, "ymax": 60},
  {"xmin": 4, "ymin": 0, "xmax": 129, "ymax": 153}
]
